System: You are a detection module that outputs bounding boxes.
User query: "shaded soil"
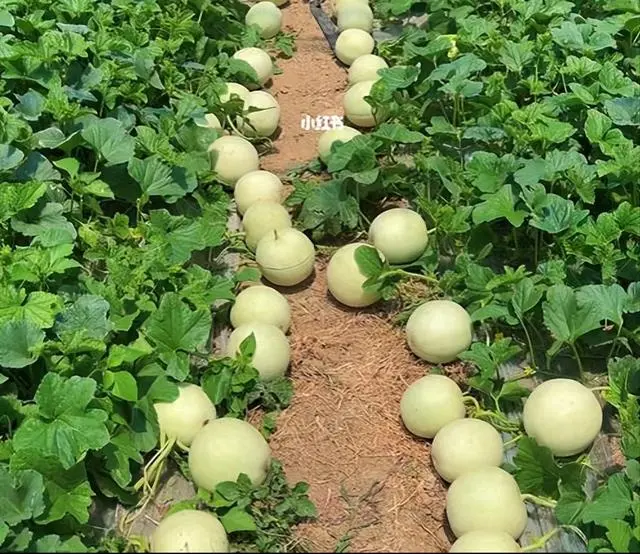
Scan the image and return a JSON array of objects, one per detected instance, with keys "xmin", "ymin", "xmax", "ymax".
[{"xmin": 263, "ymin": 259, "xmax": 451, "ymax": 552}]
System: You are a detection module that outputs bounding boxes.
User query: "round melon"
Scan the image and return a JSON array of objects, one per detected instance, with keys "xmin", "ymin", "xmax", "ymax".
[
  {"xmin": 240, "ymin": 90, "xmax": 281, "ymax": 137},
  {"xmin": 230, "ymin": 285, "xmax": 291, "ymax": 331},
  {"xmin": 400, "ymin": 374, "xmax": 466, "ymax": 439},
  {"xmin": 255, "ymin": 228, "xmax": 315, "ymax": 287},
  {"xmin": 208, "ymin": 135, "xmax": 259, "ymax": 186},
  {"xmin": 335, "ymin": 29, "xmax": 375, "ymax": 66},
  {"xmin": 348, "ymin": 54, "xmax": 388, "ymax": 85},
  {"xmin": 326, "ymin": 243, "xmax": 382, "ymax": 308},
  {"xmin": 234, "ymin": 170, "xmax": 284, "ymax": 215},
  {"xmin": 446, "ymin": 467, "xmax": 528, "ymax": 539},
  {"xmin": 405, "ymin": 300, "xmax": 473, "ymax": 364},
  {"xmin": 431, "ymin": 418, "xmax": 504, "ymax": 483},
  {"xmin": 188, "ymin": 418, "xmax": 271, "ymax": 492},
  {"xmin": 522, "ymin": 378, "xmax": 603, "ymax": 457},
  {"xmin": 344, "ymin": 79, "xmax": 387, "ymax": 127},
  {"xmin": 232, "ymin": 48, "xmax": 274, "ymax": 89},
  {"xmin": 242, "ymin": 200, "xmax": 292, "ymax": 252},
  {"xmin": 317, "ymin": 126, "xmax": 362, "ymax": 163},
  {"xmin": 245, "ymin": 1, "xmax": 282, "ymax": 39},
  {"xmin": 225, "ymin": 322, "xmax": 290, "ymax": 381},
  {"xmin": 150, "ymin": 509, "xmax": 229, "ymax": 553}
]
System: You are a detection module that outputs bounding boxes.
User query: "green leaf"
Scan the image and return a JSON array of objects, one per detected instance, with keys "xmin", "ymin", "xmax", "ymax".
[
  {"xmin": 128, "ymin": 156, "xmax": 197, "ymax": 200},
  {"xmin": 581, "ymin": 473, "xmax": 633, "ymax": 525},
  {"xmin": 604, "ymin": 98, "xmax": 640, "ymax": 126},
  {"xmin": 34, "ymin": 535, "xmax": 88, "ymax": 553},
  {"xmin": 584, "ymin": 109, "xmax": 612, "ymax": 144},
  {"xmin": 143, "ymin": 293, "xmax": 212, "ymax": 354},
  {"xmin": 11, "ymin": 202, "xmax": 77, "ymax": 246},
  {"xmin": 371, "ymin": 123, "xmax": 424, "ymax": 143},
  {"xmin": 147, "ymin": 210, "xmax": 206, "ymax": 265},
  {"xmin": 542, "ymin": 285, "xmax": 602, "ymax": 346},
  {"xmin": 0, "ymin": 144, "xmax": 25, "ymax": 171},
  {"xmin": 10, "ymin": 452, "xmax": 93, "ymax": 525},
  {"xmin": 603, "ymin": 519, "xmax": 633, "ymax": 552},
  {"xmin": 376, "ymin": 65, "xmax": 420, "ymax": 89},
  {"xmin": 220, "ymin": 506, "xmax": 258, "ymax": 533},
  {"xmin": 555, "ymin": 487, "xmax": 586, "ymax": 525},
  {"xmin": 55, "ymin": 295, "xmax": 112, "ymax": 340},
  {"xmin": 513, "ymin": 437, "xmax": 584, "ymax": 498},
  {"xmin": 575, "ymin": 284, "xmax": 629, "ymax": 328},
  {"xmin": 0, "ymin": 182, "xmax": 48, "ymax": 223},
  {"xmin": 14, "ymin": 153, "xmax": 61, "ymax": 182},
  {"xmin": 104, "ymin": 371, "xmax": 138, "ymax": 401},
  {"xmin": 472, "ymin": 185, "xmax": 527, "ymax": 227},
  {"xmin": 106, "ymin": 336, "xmax": 153, "ymax": 368},
  {"xmin": 0, "ymin": 10, "xmax": 15, "ymax": 27},
  {"xmin": 81, "ymin": 118, "xmax": 135, "ymax": 166},
  {"xmin": 12, "ymin": 374, "xmax": 110, "ymax": 470},
  {"xmin": 511, "ymin": 278, "xmax": 543, "ymax": 319},
  {"xmin": 498, "ymin": 39, "xmax": 534, "ymax": 73},
  {"xmin": 551, "ymin": 21, "xmax": 585, "ymax": 51},
  {"xmin": 0, "ymin": 320, "xmax": 45, "ymax": 368},
  {"xmin": 354, "ymin": 245, "xmax": 384, "ymax": 279},
  {"xmin": 0, "ymin": 466, "xmax": 45, "ymax": 525},
  {"xmin": 528, "ymin": 194, "xmax": 580, "ymax": 234},
  {"xmin": 0, "ymin": 287, "xmax": 62, "ymax": 328},
  {"xmin": 466, "ymin": 152, "xmax": 519, "ymax": 194}
]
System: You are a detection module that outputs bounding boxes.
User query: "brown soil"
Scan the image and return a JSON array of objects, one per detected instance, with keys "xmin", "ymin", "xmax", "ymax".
[
  {"xmin": 266, "ymin": 260, "xmax": 452, "ymax": 552},
  {"xmin": 260, "ymin": 0, "xmax": 347, "ymax": 174},
  {"xmin": 256, "ymin": 2, "xmax": 451, "ymax": 551}
]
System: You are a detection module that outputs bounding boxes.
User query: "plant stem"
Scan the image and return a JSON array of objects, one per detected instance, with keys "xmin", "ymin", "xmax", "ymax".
[
  {"xmin": 503, "ymin": 433, "xmax": 523, "ymax": 449},
  {"xmin": 518, "ymin": 315, "xmax": 537, "ymax": 370},
  {"xmin": 569, "ymin": 342, "xmax": 585, "ymax": 380},
  {"xmin": 521, "ymin": 493, "xmax": 557, "ymax": 509},
  {"xmin": 520, "ymin": 527, "xmax": 560, "ymax": 552}
]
